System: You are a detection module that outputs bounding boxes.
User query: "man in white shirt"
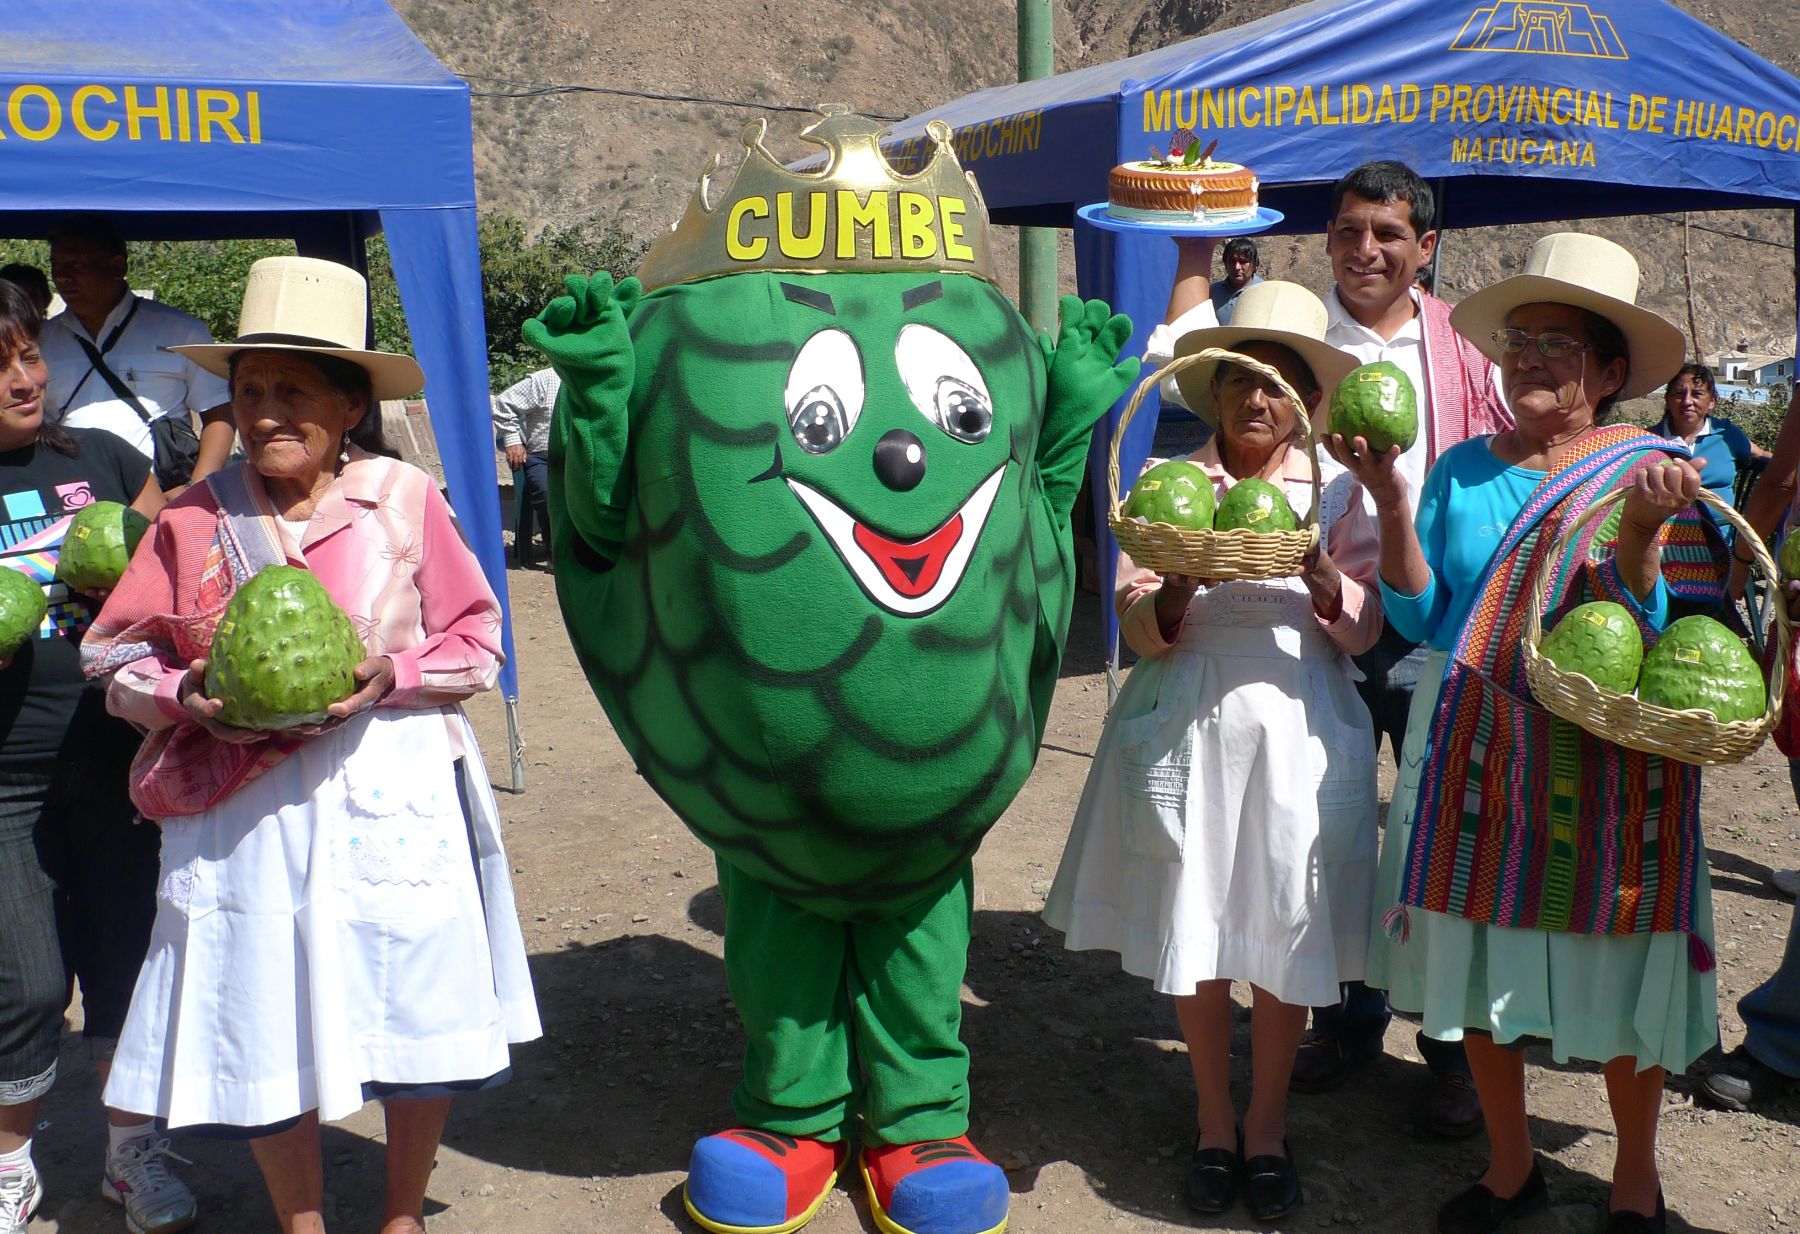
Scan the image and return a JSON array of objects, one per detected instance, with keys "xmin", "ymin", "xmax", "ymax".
[
  {"xmin": 1297, "ymin": 161, "xmax": 1511, "ymax": 1137},
  {"xmin": 41, "ymin": 215, "xmax": 234, "ymax": 491},
  {"xmin": 492, "ymin": 367, "xmax": 562, "ymax": 564}
]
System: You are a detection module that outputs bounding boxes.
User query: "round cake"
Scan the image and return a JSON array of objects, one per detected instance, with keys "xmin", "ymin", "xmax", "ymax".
[{"xmin": 1108, "ymin": 158, "xmax": 1259, "ymax": 225}]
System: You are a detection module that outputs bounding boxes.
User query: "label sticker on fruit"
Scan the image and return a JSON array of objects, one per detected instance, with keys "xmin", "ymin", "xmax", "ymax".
[
  {"xmin": 73, "ymin": 527, "xmax": 90, "ymax": 540},
  {"xmin": 1139, "ymin": 480, "xmax": 1162, "ymax": 492},
  {"xmin": 216, "ymin": 619, "xmax": 235, "ymax": 638},
  {"xmin": 1675, "ymin": 646, "xmax": 1702, "ymax": 664},
  {"xmin": 1581, "ymin": 610, "xmax": 1607, "ymax": 627},
  {"xmin": 1245, "ymin": 507, "xmax": 1268, "ymax": 524}
]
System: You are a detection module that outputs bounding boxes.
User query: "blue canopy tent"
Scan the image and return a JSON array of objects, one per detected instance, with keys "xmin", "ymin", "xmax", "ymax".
[
  {"xmin": 872, "ymin": 0, "xmax": 1800, "ymax": 663},
  {"xmin": 0, "ymin": 1, "xmax": 528, "ymax": 785}
]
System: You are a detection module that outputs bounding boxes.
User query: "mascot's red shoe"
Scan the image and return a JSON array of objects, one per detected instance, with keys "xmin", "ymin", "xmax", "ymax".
[
  {"xmin": 683, "ymin": 1128, "xmax": 845, "ymax": 1234},
  {"xmin": 861, "ymin": 1136, "xmax": 1009, "ymax": 1234}
]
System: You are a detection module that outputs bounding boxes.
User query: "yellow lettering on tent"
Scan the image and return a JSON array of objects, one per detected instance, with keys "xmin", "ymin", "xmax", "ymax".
[
  {"xmin": 726, "ymin": 197, "xmax": 770, "ymax": 260},
  {"xmin": 1450, "ymin": 85, "xmax": 1473, "ymax": 122},
  {"xmin": 1400, "ymin": 84, "xmax": 1421, "ymax": 122},
  {"xmin": 1240, "ymin": 85, "xmax": 1263, "ymax": 128},
  {"xmin": 1295, "ymin": 85, "xmax": 1319, "ymax": 125},
  {"xmin": 197, "ymin": 89, "xmax": 245, "ymax": 144},
  {"xmin": 1203, "ymin": 89, "xmax": 1228, "ymax": 129},
  {"xmin": 124, "ymin": 85, "xmax": 171, "ymax": 141},
  {"xmin": 1373, "ymin": 84, "xmax": 1399, "ymax": 124},
  {"xmin": 1780, "ymin": 115, "xmax": 1797, "ymax": 151},
  {"xmin": 71, "ymin": 85, "xmax": 118, "ymax": 141},
  {"xmin": 1144, "ymin": 91, "xmax": 1171, "ymax": 132},
  {"xmin": 1350, "ymin": 84, "xmax": 1375, "ymax": 124},
  {"xmin": 8, "ymin": 85, "xmax": 61, "ymax": 141},
  {"xmin": 1176, "ymin": 88, "xmax": 1200, "ymax": 130}
]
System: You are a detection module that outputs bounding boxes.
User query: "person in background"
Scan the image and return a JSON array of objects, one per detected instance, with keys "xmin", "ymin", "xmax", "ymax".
[
  {"xmin": 39, "ymin": 215, "xmax": 234, "ymax": 491},
  {"xmin": 1414, "ymin": 263, "xmax": 1436, "ymax": 295},
  {"xmin": 0, "ymin": 265, "xmax": 51, "ymax": 319},
  {"xmin": 0, "ymin": 281, "xmax": 190, "ymax": 1234},
  {"xmin": 1211, "ymin": 237, "xmax": 1263, "ymax": 325},
  {"xmin": 1294, "ymin": 160, "xmax": 1514, "ymax": 1137},
  {"xmin": 491, "ymin": 366, "xmax": 560, "ymax": 564},
  {"xmin": 1651, "ymin": 363, "xmax": 1769, "ymax": 523}
]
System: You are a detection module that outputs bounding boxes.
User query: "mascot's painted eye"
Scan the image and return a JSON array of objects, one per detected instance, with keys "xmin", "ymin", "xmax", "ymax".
[
  {"xmin": 896, "ymin": 324, "xmax": 993, "ymax": 445},
  {"xmin": 785, "ymin": 328, "xmax": 864, "ymax": 455}
]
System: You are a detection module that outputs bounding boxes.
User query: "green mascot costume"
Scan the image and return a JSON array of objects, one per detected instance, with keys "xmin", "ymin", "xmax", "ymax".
[{"xmin": 527, "ymin": 106, "xmax": 1137, "ymax": 1234}]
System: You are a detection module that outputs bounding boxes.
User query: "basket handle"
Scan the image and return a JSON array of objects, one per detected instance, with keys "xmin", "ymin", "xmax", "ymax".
[
  {"xmin": 1108, "ymin": 347, "xmax": 1323, "ymax": 529},
  {"xmin": 1522, "ymin": 483, "xmax": 1793, "ymax": 729}
]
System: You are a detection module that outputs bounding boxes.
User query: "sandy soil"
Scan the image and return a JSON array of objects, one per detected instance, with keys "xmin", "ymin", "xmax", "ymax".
[{"xmin": 27, "ymin": 561, "xmax": 1800, "ymax": 1234}]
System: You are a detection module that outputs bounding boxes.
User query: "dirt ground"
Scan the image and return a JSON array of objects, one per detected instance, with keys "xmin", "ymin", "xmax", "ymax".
[{"xmin": 28, "ymin": 560, "xmax": 1800, "ymax": 1234}]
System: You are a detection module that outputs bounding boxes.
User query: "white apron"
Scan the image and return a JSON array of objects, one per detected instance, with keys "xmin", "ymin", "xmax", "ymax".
[
  {"xmin": 1044, "ymin": 582, "xmax": 1378, "ymax": 1005},
  {"xmin": 104, "ymin": 706, "xmax": 542, "ymax": 1128}
]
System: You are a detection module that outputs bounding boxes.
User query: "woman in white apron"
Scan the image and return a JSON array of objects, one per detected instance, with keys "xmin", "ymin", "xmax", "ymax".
[
  {"xmin": 85, "ymin": 257, "xmax": 540, "ymax": 1234},
  {"xmin": 1046, "ymin": 282, "xmax": 1378, "ymax": 1224}
]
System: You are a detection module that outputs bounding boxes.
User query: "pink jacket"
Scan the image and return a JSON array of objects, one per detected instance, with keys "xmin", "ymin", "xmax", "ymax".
[
  {"xmin": 1117, "ymin": 442, "xmax": 1383, "ymax": 660},
  {"xmin": 1419, "ymin": 289, "xmax": 1514, "ymax": 451},
  {"xmin": 87, "ymin": 455, "xmax": 502, "ymax": 816}
]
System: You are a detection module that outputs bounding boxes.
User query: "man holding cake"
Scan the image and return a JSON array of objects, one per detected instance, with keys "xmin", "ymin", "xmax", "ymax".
[{"xmin": 1293, "ymin": 160, "xmax": 1513, "ymax": 1139}]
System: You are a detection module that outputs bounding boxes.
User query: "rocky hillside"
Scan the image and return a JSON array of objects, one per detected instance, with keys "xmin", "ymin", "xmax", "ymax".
[{"xmin": 394, "ymin": 0, "xmax": 1798, "ymax": 360}]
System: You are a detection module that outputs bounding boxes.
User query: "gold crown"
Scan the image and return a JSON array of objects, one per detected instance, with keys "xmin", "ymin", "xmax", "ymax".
[{"xmin": 635, "ymin": 104, "xmax": 995, "ymax": 292}]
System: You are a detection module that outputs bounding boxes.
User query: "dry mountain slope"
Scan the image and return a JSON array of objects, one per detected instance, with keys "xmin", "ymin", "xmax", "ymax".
[{"xmin": 396, "ymin": 0, "xmax": 1798, "ymax": 365}]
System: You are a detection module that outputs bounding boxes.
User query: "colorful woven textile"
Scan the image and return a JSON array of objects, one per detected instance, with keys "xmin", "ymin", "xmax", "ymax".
[{"xmin": 1396, "ymin": 425, "xmax": 1707, "ymax": 951}]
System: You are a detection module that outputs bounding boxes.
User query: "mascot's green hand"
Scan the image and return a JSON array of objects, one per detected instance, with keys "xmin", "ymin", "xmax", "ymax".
[
  {"xmin": 1036, "ymin": 295, "xmax": 1140, "ymax": 520},
  {"xmin": 524, "ymin": 273, "xmax": 642, "ymax": 568}
]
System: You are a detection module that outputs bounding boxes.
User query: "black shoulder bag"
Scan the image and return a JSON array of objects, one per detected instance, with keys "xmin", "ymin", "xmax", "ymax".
[{"xmin": 63, "ymin": 299, "xmax": 203, "ymax": 489}]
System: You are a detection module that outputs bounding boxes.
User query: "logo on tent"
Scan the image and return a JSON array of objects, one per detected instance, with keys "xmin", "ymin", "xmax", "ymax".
[{"xmin": 1450, "ymin": 3, "xmax": 1628, "ymax": 59}]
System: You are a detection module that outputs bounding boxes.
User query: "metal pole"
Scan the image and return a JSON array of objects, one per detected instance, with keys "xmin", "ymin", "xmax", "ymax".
[
  {"xmin": 506, "ymin": 696, "xmax": 526, "ymax": 793},
  {"xmin": 1017, "ymin": 0, "xmax": 1057, "ymax": 334}
]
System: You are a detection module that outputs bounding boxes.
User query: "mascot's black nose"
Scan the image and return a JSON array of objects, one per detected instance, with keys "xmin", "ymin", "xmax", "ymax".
[{"xmin": 873, "ymin": 429, "xmax": 927, "ymax": 492}]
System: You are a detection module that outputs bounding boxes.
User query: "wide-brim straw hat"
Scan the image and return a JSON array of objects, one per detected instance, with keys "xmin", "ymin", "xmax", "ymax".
[
  {"xmin": 1171, "ymin": 281, "xmax": 1359, "ymax": 428},
  {"xmin": 1448, "ymin": 232, "xmax": 1684, "ymax": 400},
  {"xmin": 169, "ymin": 256, "xmax": 425, "ymax": 401}
]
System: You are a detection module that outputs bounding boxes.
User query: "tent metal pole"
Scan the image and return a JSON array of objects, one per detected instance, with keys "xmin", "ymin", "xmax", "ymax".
[
  {"xmin": 1017, "ymin": 0, "xmax": 1057, "ymax": 333},
  {"xmin": 506, "ymin": 696, "xmax": 525, "ymax": 793}
]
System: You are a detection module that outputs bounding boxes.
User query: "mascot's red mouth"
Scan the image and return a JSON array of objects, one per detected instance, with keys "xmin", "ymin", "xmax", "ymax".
[
  {"xmin": 785, "ymin": 464, "xmax": 1007, "ymax": 617},
  {"xmin": 851, "ymin": 515, "xmax": 963, "ymax": 598}
]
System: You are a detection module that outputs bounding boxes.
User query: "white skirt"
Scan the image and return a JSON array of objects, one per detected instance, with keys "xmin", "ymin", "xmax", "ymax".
[
  {"xmin": 104, "ymin": 707, "xmax": 542, "ymax": 1128},
  {"xmin": 1045, "ymin": 614, "xmax": 1378, "ymax": 1006}
]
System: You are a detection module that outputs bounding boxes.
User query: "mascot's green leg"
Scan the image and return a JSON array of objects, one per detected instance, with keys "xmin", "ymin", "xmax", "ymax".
[
  {"xmin": 847, "ymin": 862, "xmax": 974, "ymax": 1146},
  {"xmin": 718, "ymin": 857, "xmax": 858, "ymax": 1140},
  {"xmin": 715, "ymin": 858, "xmax": 976, "ymax": 1144}
]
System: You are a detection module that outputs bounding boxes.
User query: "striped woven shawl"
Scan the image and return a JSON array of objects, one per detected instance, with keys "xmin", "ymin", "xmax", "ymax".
[{"xmin": 1394, "ymin": 424, "xmax": 1708, "ymax": 959}]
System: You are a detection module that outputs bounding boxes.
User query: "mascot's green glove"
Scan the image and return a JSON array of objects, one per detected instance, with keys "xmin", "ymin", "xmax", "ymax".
[
  {"xmin": 524, "ymin": 272, "xmax": 641, "ymax": 565},
  {"xmin": 1036, "ymin": 295, "xmax": 1140, "ymax": 527}
]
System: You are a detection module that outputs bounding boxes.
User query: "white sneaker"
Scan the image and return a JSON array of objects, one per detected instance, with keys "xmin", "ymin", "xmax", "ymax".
[
  {"xmin": 0, "ymin": 1160, "xmax": 42, "ymax": 1234},
  {"xmin": 101, "ymin": 1134, "xmax": 197, "ymax": 1234}
]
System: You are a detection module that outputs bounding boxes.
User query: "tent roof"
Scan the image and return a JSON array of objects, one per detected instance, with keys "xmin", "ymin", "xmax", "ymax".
[
  {"xmin": 881, "ymin": 0, "xmax": 1800, "ymax": 229},
  {"xmin": 0, "ymin": 0, "xmax": 474, "ymax": 214}
]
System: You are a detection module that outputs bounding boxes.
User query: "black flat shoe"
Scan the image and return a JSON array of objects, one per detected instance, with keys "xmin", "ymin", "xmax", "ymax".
[
  {"xmin": 1185, "ymin": 1131, "xmax": 1240, "ymax": 1214},
  {"xmin": 1436, "ymin": 1160, "xmax": 1548, "ymax": 1234},
  {"xmin": 1244, "ymin": 1139, "xmax": 1301, "ymax": 1223},
  {"xmin": 1605, "ymin": 1190, "xmax": 1666, "ymax": 1234}
]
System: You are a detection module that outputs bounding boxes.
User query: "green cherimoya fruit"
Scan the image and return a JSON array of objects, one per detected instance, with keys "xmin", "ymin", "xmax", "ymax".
[
  {"xmin": 1636, "ymin": 614, "xmax": 1766, "ymax": 723},
  {"xmin": 1329, "ymin": 360, "xmax": 1419, "ymax": 455},
  {"xmin": 0, "ymin": 567, "xmax": 47, "ymax": 656},
  {"xmin": 1539, "ymin": 600, "xmax": 1642, "ymax": 693},
  {"xmin": 1122, "ymin": 459, "xmax": 1215, "ymax": 530},
  {"xmin": 1779, "ymin": 532, "xmax": 1800, "ymax": 582},
  {"xmin": 1213, "ymin": 477, "xmax": 1297, "ymax": 533},
  {"xmin": 206, "ymin": 565, "xmax": 367, "ymax": 730},
  {"xmin": 55, "ymin": 501, "xmax": 149, "ymax": 593}
]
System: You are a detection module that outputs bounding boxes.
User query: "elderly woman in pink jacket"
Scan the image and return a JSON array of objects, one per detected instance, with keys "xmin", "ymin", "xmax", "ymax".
[{"xmin": 84, "ymin": 258, "xmax": 539, "ymax": 1234}]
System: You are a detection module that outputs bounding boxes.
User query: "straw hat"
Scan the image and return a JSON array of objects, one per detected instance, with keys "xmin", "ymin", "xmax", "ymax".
[
  {"xmin": 1448, "ymin": 232, "xmax": 1684, "ymax": 400},
  {"xmin": 1171, "ymin": 281, "xmax": 1358, "ymax": 427},
  {"xmin": 170, "ymin": 256, "xmax": 425, "ymax": 400}
]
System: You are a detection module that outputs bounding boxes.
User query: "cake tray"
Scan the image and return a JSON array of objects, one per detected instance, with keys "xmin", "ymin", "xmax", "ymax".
[{"xmin": 1076, "ymin": 202, "xmax": 1285, "ymax": 237}]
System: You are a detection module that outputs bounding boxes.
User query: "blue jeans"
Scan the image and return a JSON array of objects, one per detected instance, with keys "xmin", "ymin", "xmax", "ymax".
[
  {"xmin": 0, "ymin": 755, "xmax": 158, "ymax": 1100},
  {"xmin": 1737, "ymin": 764, "xmax": 1800, "ymax": 1078}
]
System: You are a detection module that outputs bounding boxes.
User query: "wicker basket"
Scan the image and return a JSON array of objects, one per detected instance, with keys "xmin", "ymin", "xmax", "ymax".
[
  {"xmin": 1521, "ymin": 486, "xmax": 1792, "ymax": 766},
  {"xmin": 1107, "ymin": 348, "xmax": 1321, "ymax": 580}
]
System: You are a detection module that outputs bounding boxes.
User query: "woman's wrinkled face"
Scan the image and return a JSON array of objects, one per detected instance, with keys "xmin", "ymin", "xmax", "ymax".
[
  {"xmin": 1499, "ymin": 302, "xmax": 1626, "ymax": 435},
  {"xmin": 1212, "ymin": 342, "xmax": 1316, "ymax": 459},
  {"xmin": 0, "ymin": 328, "xmax": 48, "ymax": 447},
  {"xmin": 1664, "ymin": 372, "xmax": 1715, "ymax": 437},
  {"xmin": 232, "ymin": 351, "xmax": 364, "ymax": 485}
]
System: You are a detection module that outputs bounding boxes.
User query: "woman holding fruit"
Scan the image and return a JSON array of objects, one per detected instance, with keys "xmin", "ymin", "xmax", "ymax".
[
  {"xmin": 1046, "ymin": 280, "xmax": 1378, "ymax": 1223},
  {"xmin": 1334, "ymin": 233, "xmax": 1710, "ymax": 1234},
  {"xmin": 83, "ymin": 257, "xmax": 538, "ymax": 1234}
]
